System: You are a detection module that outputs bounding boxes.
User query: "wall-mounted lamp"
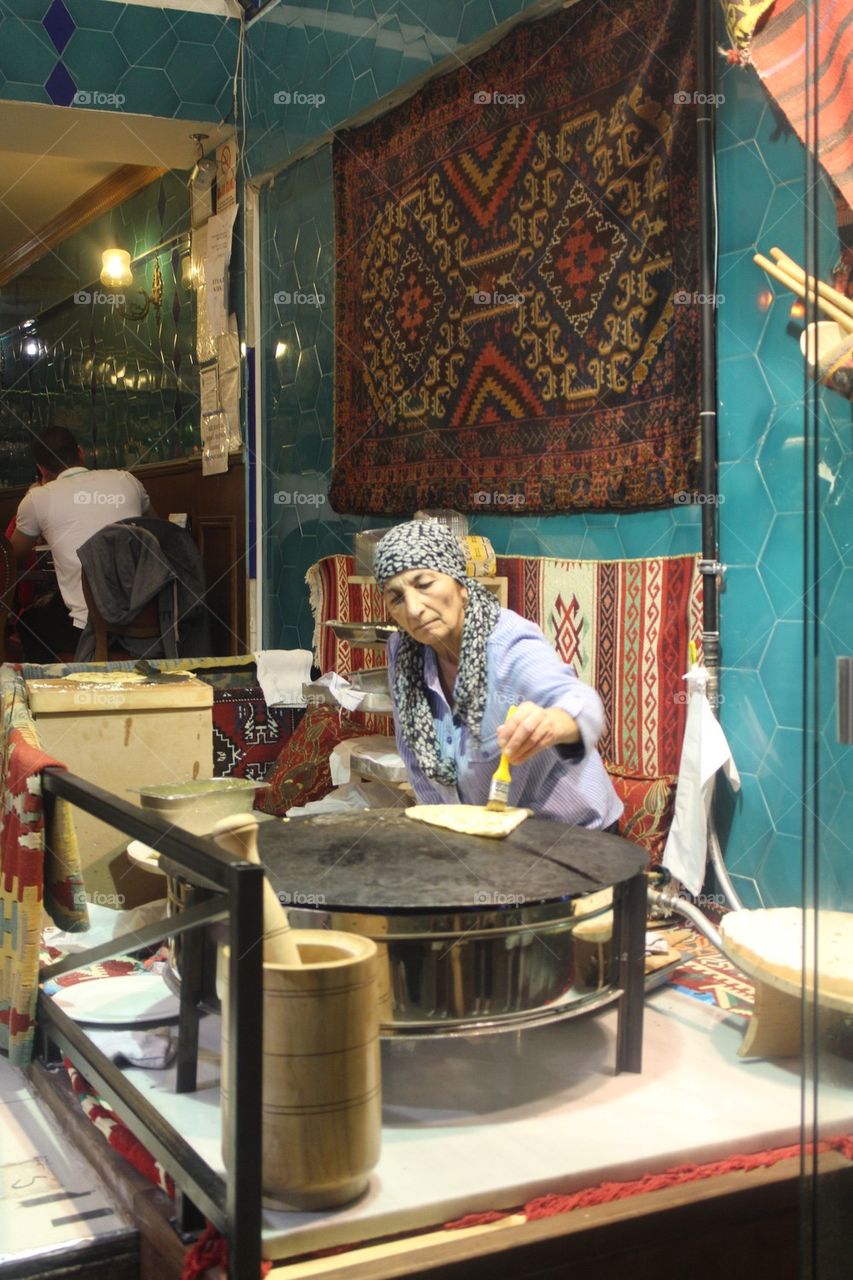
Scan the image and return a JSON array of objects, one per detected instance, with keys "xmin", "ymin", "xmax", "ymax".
[
  {"xmin": 100, "ymin": 249, "xmax": 163, "ymax": 322},
  {"xmin": 100, "ymin": 249, "xmax": 132, "ymax": 290}
]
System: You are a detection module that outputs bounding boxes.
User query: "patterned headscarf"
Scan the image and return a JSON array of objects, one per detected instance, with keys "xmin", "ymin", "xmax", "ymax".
[{"xmin": 374, "ymin": 522, "xmax": 500, "ymax": 785}]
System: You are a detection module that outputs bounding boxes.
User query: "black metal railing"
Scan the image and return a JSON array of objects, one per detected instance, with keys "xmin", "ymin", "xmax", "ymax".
[{"xmin": 38, "ymin": 767, "xmax": 264, "ymax": 1280}]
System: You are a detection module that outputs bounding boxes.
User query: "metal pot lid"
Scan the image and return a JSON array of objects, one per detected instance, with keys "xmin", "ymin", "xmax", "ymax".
[{"xmin": 257, "ymin": 808, "xmax": 646, "ymax": 914}]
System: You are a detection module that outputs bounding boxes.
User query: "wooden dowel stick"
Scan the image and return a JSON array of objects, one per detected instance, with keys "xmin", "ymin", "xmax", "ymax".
[
  {"xmin": 770, "ymin": 247, "xmax": 853, "ymax": 322},
  {"xmin": 753, "ymin": 253, "xmax": 853, "ymax": 332},
  {"xmin": 212, "ymin": 814, "xmax": 302, "ymax": 966}
]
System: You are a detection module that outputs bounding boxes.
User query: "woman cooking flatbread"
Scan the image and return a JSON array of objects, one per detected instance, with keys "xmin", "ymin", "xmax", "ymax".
[{"xmin": 373, "ymin": 521, "xmax": 622, "ymax": 831}]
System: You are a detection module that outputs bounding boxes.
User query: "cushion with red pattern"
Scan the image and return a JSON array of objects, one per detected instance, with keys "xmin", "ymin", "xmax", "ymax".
[
  {"xmin": 254, "ymin": 703, "xmax": 365, "ymax": 817},
  {"xmin": 604, "ymin": 762, "xmax": 678, "ymax": 863}
]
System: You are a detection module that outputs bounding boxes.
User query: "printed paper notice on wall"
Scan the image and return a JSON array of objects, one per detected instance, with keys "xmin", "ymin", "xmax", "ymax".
[
  {"xmin": 217, "ymin": 136, "xmax": 237, "ymax": 213},
  {"xmin": 217, "ymin": 315, "xmax": 242, "ymax": 451},
  {"xmin": 200, "ymin": 363, "xmax": 228, "ymax": 475},
  {"xmin": 205, "ymin": 204, "xmax": 238, "ymax": 338}
]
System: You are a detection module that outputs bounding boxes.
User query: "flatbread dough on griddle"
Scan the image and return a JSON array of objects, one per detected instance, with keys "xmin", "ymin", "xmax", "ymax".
[{"xmin": 404, "ymin": 804, "xmax": 531, "ymax": 839}]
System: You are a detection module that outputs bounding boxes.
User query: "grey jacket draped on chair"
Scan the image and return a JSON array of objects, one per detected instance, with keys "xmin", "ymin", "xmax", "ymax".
[{"xmin": 75, "ymin": 517, "xmax": 210, "ymax": 661}]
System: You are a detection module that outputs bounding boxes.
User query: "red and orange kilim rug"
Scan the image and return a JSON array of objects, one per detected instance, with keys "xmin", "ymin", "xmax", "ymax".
[{"xmin": 331, "ymin": 0, "xmax": 701, "ymax": 515}]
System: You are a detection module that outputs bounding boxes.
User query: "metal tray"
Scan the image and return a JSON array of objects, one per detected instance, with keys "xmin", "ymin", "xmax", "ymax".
[{"xmin": 326, "ymin": 621, "xmax": 398, "ymax": 646}]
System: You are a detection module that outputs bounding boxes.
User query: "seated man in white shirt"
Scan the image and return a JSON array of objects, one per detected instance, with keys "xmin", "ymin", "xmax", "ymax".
[{"xmin": 11, "ymin": 427, "xmax": 154, "ymax": 663}]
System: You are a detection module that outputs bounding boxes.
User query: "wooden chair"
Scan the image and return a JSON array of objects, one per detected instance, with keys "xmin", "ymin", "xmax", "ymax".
[
  {"xmin": 0, "ymin": 532, "xmax": 16, "ymax": 662},
  {"xmin": 80, "ymin": 567, "xmax": 162, "ymax": 662}
]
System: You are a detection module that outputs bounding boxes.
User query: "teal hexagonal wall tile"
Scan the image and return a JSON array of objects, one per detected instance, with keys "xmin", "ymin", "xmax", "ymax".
[
  {"xmin": 719, "ymin": 667, "xmax": 775, "ymax": 774},
  {"xmin": 717, "ymin": 62, "xmax": 766, "ymax": 143},
  {"xmin": 581, "ymin": 527, "xmax": 630, "ymax": 559},
  {"xmin": 164, "ymin": 43, "xmax": 229, "ymax": 106},
  {"xmin": 756, "ymin": 403, "xmax": 804, "ymax": 513},
  {"xmin": 0, "ymin": 20, "xmax": 55, "ymax": 83},
  {"xmin": 115, "ymin": 66, "xmax": 180, "ymax": 119},
  {"xmin": 759, "ymin": 621, "xmax": 803, "ymax": 729},
  {"xmin": 759, "ymin": 182, "xmax": 810, "ymax": 260},
  {"xmin": 754, "ymin": 109, "xmax": 805, "ymax": 185},
  {"xmin": 0, "ymin": 80, "xmax": 48, "ymax": 104},
  {"xmin": 757, "ymin": 727, "xmax": 804, "ymax": 839},
  {"xmin": 719, "ymin": 462, "xmax": 773, "ymax": 562},
  {"xmin": 63, "ymin": 29, "xmax": 127, "ymax": 88},
  {"xmin": 823, "ymin": 472, "xmax": 852, "ymax": 562},
  {"xmin": 717, "ymin": 250, "xmax": 771, "ymax": 363},
  {"xmin": 667, "ymin": 524, "xmax": 702, "ymax": 556},
  {"xmin": 717, "ymin": 355, "xmax": 774, "ymax": 462},
  {"xmin": 755, "ymin": 295, "xmax": 804, "ymax": 409},
  {"xmin": 616, "ymin": 511, "xmax": 675, "ymax": 558},
  {"xmin": 757, "ymin": 832, "xmax": 805, "ymax": 907},
  {"xmin": 722, "ymin": 590, "xmax": 774, "ymax": 689},
  {"xmin": 723, "ymin": 778, "xmax": 774, "ymax": 875},
  {"xmin": 717, "ymin": 143, "xmax": 773, "ymax": 256},
  {"xmin": 759, "ymin": 513, "xmax": 806, "ymax": 620},
  {"xmin": 114, "ymin": 8, "xmax": 178, "ymax": 69},
  {"xmin": 9, "ymin": 0, "xmax": 52, "ymax": 17},
  {"xmin": 822, "ymin": 568, "xmax": 853, "ymax": 658},
  {"xmin": 728, "ymin": 874, "xmax": 765, "ymax": 909},
  {"xmin": 64, "ymin": 0, "xmax": 118, "ymax": 31},
  {"xmin": 167, "ymin": 11, "xmax": 224, "ymax": 44}
]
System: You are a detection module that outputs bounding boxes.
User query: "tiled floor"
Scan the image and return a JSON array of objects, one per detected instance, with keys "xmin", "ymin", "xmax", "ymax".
[{"xmin": 0, "ymin": 1054, "xmax": 135, "ymax": 1274}]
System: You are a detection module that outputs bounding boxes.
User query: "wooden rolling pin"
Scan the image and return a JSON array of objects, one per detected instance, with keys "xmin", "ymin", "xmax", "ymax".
[
  {"xmin": 770, "ymin": 247, "xmax": 853, "ymax": 325},
  {"xmin": 753, "ymin": 252, "xmax": 853, "ymax": 332},
  {"xmin": 211, "ymin": 814, "xmax": 302, "ymax": 966}
]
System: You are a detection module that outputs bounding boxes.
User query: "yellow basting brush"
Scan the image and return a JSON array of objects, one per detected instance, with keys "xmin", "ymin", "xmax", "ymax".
[{"xmin": 487, "ymin": 705, "xmax": 517, "ymax": 811}]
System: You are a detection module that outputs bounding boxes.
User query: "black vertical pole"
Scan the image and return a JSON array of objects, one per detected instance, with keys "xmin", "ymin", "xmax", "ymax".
[
  {"xmin": 696, "ymin": 0, "xmax": 720, "ymax": 699},
  {"xmin": 226, "ymin": 861, "xmax": 264, "ymax": 1280}
]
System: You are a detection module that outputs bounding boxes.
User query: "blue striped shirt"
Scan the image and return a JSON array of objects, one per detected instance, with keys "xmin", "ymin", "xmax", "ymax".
[{"xmin": 387, "ymin": 609, "xmax": 623, "ymax": 830}]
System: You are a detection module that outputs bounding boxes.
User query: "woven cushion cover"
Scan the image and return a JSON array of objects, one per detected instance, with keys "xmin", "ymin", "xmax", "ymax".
[
  {"xmin": 212, "ymin": 687, "xmax": 304, "ymax": 780},
  {"xmin": 604, "ymin": 763, "xmax": 678, "ymax": 863},
  {"xmin": 255, "ymin": 704, "xmax": 365, "ymax": 817}
]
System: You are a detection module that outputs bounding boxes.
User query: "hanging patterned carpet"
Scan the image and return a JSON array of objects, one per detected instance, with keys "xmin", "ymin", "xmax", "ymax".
[{"xmin": 332, "ymin": 0, "xmax": 701, "ymax": 515}]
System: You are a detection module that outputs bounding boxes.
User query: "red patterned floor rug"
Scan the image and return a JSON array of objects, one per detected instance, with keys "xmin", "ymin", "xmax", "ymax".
[
  {"xmin": 331, "ymin": 0, "xmax": 701, "ymax": 515},
  {"xmin": 667, "ymin": 925, "xmax": 755, "ymax": 1019}
]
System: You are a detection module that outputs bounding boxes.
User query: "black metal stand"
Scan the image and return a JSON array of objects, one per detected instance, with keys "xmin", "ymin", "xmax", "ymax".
[
  {"xmin": 38, "ymin": 768, "xmax": 264, "ymax": 1280},
  {"xmin": 613, "ymin": 871, "xmax": 647, "ymax": 1074}
]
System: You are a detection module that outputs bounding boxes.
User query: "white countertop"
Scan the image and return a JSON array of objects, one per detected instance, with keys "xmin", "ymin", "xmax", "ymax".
[{"xmin": 91, "ymin": 985, "xmax": 853, "ymax": 1262}]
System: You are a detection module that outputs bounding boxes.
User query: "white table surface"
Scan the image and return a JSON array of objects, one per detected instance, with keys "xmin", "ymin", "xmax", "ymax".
[{"xmin": 83, "ymin": 984, "xmax": 853, "ymax": 1262}]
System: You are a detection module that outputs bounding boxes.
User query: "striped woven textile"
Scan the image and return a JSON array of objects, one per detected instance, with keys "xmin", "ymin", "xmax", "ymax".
[
  {"xmin": 306, "ymin": 553, "xmax": 702, "ymax": 778},
  {"xmin": 751, "ymin": 0, "xmax": 853, "ymax": 208},
  {"xmin": 0, "ymin": 669, "xmax": 88, "ymax": 1063}
]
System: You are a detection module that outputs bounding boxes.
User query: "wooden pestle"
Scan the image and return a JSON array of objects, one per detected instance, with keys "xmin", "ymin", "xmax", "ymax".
[{"xmin": 211, "ymin": 814, "xmax": 302, "ymax": 966}]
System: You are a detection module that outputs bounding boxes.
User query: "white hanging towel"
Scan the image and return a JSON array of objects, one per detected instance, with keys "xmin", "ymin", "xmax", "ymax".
[
  {"xmin": 255, "ymin": 649, "xmax": 313, "ymax": 706},
  {"xmin": 663, "ymin": 665, "xmax": 740, "ymax": 896}
]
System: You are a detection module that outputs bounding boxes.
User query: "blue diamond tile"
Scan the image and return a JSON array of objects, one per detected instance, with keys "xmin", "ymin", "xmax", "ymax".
[
  {"xmin": 44, "ymin": 59, "xmax": 76, "ymax": 106},
  {"xmin": 43, "ymin": 0, "xmax": 75, "ymax": 55}
]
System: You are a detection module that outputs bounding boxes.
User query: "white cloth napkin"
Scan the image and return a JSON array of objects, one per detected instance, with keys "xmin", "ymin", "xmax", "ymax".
[
  {"xmin": 87, "ymin": 1027, "xmax": 176, "ymax": 1069},
  {"xmin": 663, "ymin": 665, "xmax": 741, "ymax": 896},
  {"xmin": 286, "ymin": 780, "xmax": 408, "ymax": 817},
  {"xmin": 256, "ymin": 648, "xmax": 313, "ymax": 706},
  {"xmin": 329, "ymin": 736, "xmax": 406, "ymax": 785},
  {"xmin": 306, "ymin": 671, "xmax": 366, "ymax": 711}
]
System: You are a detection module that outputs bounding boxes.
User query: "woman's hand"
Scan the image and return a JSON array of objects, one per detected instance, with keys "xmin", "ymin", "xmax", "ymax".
[{"xmin": 496, "ymin": 701, "xmax": 580, "ymax": 765}]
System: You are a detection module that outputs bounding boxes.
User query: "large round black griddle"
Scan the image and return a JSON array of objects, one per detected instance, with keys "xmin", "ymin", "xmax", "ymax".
[{"xmin": 257, "ymin": 809, "xmax": 646, "ymax": 913}]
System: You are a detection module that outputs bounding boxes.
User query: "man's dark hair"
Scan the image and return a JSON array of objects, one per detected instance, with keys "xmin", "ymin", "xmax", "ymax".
[{"xmin": 31, "ymin": 427, "xmax": 81, "ymax": 474}]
